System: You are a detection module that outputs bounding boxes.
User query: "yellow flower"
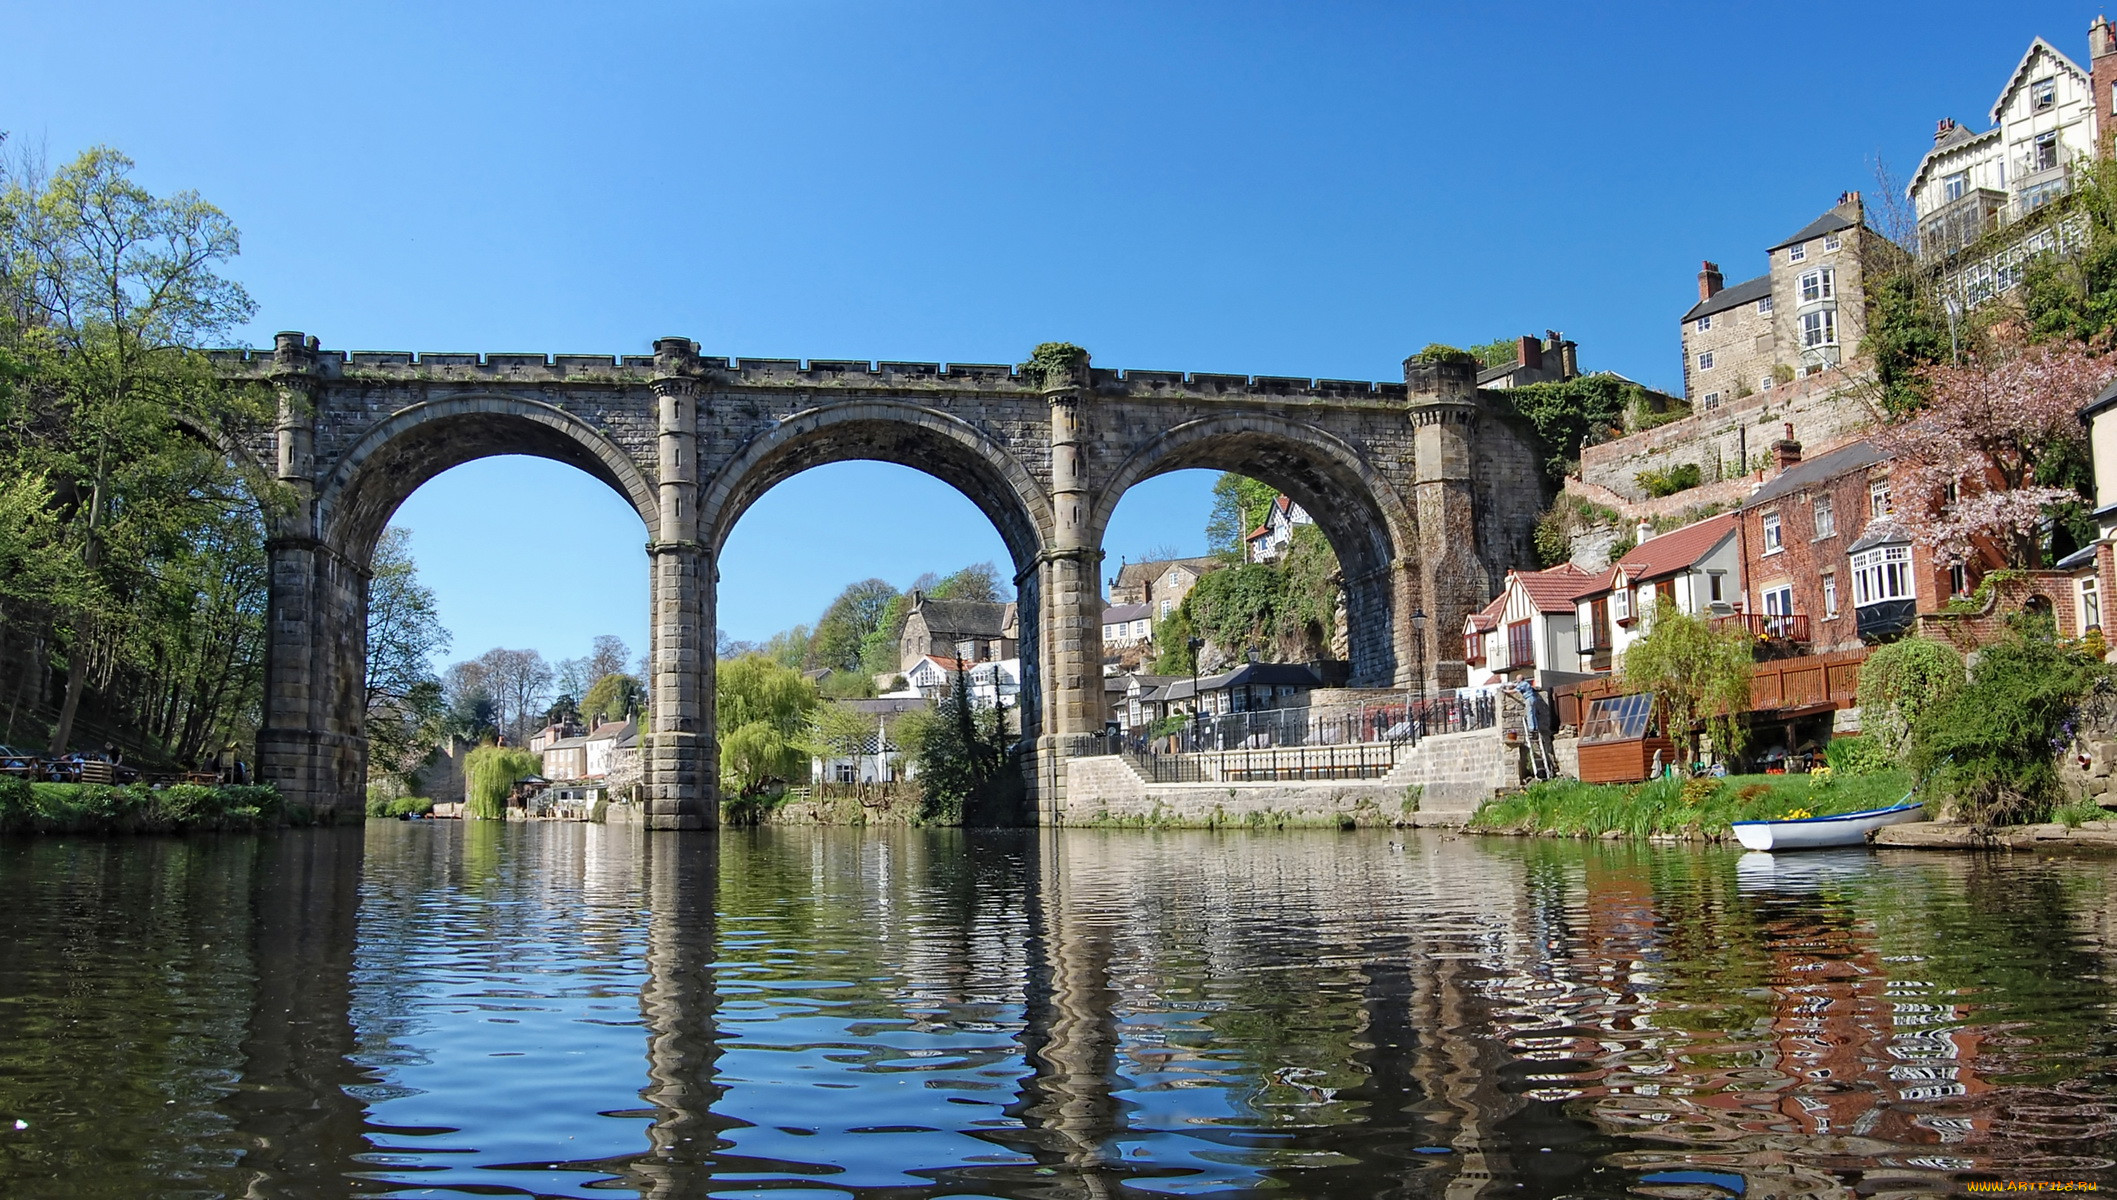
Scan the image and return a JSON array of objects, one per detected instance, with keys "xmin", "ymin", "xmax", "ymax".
[{"xmin": 1783, "ymin": 807, "xmax": 1813, "ymax": 820}]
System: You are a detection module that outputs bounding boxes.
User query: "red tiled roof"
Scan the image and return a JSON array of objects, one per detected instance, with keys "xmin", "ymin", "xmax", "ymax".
[
  {"xmin": 1614, "ymin": 514, "xmax": 1738, "ymax": 582},
  {"xmin": 1563, "ymin": 564, "xmax": 1619, "ymax": 602},
  {"xmin": 1510, "ymin": 563, "xmax": 1592, "ymax": 614},
  {"xmin": 1466, "ymin": 593, "xmax": 1508, "ymax": 631}
]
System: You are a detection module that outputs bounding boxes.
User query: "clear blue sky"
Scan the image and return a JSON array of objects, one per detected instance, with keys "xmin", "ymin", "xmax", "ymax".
[{"xmin": 1, "ymin": 0, "xmax": 2093, "ymax": 662}]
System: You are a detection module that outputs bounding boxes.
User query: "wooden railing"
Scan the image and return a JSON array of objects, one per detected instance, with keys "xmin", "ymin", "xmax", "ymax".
[
  {"xmin": 1710, "ymin": 612, "xmax": 1812, "ymax": 642},
  {"xmin": 1553, "ymin": 645, "xmax": 1867, "ymax": 728}
]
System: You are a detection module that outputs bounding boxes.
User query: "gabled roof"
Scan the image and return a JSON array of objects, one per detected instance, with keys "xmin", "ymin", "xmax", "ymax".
[
  {"xmin": 1614, "ymin": 514, "xmax": 1739, "ymax": 582},
  {"xmin": 1564, "ymin": 564, "xmax": 1619, "ymax": 603},
  {"xmin": 1741, "ymin": 440, "xmax": 1886, "ymax": 510},
  {"xmin": 1767, "ymin": 211, "xmax": 1856, "ymax": 253},
  {"xmin": 1103, "ymin": 603, "xmax": 1151, "ymax": 623},
  {"xmin": 1910, "ymin": 124, "xmax": 2003, "ymax": 196},
  {"xmin": 1114, "ymin": 556, "xmax": 1223, "ymax": 589},
  {"xmin": 1992, "ymin": 37, "xmax": 2088, "ymax": 124},
  {"xmin": 1465, "ymin": 593, "xmax": 1507, "ymax": 633},
  {"xmin": 1682, "ymin": 273, "xmax": 1773, "ymax": 323},
  {"xmin": 908, "ymin": 595, "xmax": 1010, "ymax": 639},
  {"xmin": 1511, "ymin": 563, "xmax": 1593, "ymax": 614},
  {"xmin": 908, "ymin": 654, "xmax": 970, "ymax": 675},
  {"xmin": 2082, "ymin": 374, "xmax": 2117, "ymax": 420}
]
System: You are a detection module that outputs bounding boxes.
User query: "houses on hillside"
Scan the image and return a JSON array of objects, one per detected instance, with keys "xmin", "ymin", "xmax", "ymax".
[
  {"xmin": 1245, "ymin": 495, "xmax": 1313, "ymax": 564},
  {"xmin": 1110, "ymin": 556, "xmax": 1221, "ymax": 621},
  {"xmin": 898, "ymin": 592, "xmax": 1016, "ymax": 673}
]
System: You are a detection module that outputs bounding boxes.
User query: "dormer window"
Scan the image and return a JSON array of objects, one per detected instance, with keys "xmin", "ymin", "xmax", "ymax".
[
  {"xmin": 2033, "ymin": 77, "xmax": 2057, "ymax": 111},
  {"xmin": 1612, "ymin": 585, "xmax": 1632, "ymax": 623}
]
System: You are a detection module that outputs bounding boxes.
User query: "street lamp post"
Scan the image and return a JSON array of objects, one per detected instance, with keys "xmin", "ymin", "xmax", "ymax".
[
  {"xmin": 1407, "ymin": 609, "xmax": 1428, "ymax": 742},
  {"xmin": 1187, "ymin": 636, "xmax": 1205, "ymax": 752}
]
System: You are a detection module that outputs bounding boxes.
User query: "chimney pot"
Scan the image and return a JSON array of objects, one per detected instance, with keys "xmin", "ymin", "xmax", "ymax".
[
  {"xmin": 1773, "ymin": 423, "xmax": 1803, "ymax": 472},
  {"xmin": 1697, "ymin": 260, "xmax": 1724, "ymax": 303}
]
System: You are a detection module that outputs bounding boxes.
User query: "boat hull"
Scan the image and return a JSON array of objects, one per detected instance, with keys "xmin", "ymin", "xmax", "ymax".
[{"xmin": 1730, "ymin": 802, "xmax": 1925, "ymax": 851}]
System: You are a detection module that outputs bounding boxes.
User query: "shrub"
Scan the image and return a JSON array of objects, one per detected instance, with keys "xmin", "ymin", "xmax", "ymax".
[
  {"xmin": 1636, "ymin": 462, "xmax": 1703, "ymax": 498},
  {"xmin": 1857, "ymin": 636, "xmax": 1966, "ymax": 758},
  {"xmin": 1911, "ymin": 632, "xmax": 2110, "ymax": 823},
  {"xmin": 0, "ymin": 776, "xmax": 31, "ymax": 827},
  {"xmin": 1824, "ymin": 734, "xmax": 1892, "ymax": 777}
]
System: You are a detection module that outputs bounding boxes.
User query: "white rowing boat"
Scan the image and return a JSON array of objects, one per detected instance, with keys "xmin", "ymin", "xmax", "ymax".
[{"xmin": 1730, "ymin": 801, "xmax": 1925, "ymax": 851}]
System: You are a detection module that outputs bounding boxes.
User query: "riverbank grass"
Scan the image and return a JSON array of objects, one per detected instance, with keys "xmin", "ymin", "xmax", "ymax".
[
  {"xmin": 1470, "ymin": 769, "xmax": 1916, "ymax": 839},
  {"xmin": 0, "ymin": 779, "xmax": 290, "ymax": 834}
]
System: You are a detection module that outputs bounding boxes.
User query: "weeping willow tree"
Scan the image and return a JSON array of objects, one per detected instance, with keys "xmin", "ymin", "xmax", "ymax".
[
  {"xmin": 463, "ymin": 743, "xmax": 541, "ymax": 819},
  {"xmin": 1622, "ymin": 599, "xmax": 1754, "ymax": 766}
]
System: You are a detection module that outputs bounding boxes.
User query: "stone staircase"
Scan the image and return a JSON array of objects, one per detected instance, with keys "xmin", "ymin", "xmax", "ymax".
[{"xmin": 1383, "ymin": 728, "xmax": 1518, "ymax": 822}]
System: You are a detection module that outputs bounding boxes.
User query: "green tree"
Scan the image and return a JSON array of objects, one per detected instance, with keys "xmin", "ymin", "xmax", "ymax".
[
  {"xmin": 1859, "ymin": 270, "xmax": 1951, "ymax": 416},
  {"xmin": 581, "ymin": 671, "xmax": 643, "ymax": 725},
  {"xmin": 1469, "ymin": 337, "xmax": 1520, "ymax": 369},
  {"xmin": 906, "ymin": 666, "xmax": 1008, "ymax": 823},
  {"xmin": 715, "ymin": 654, "xmax": 819, "ymax": 793},
  {"xmin": 858, "ymin": 592, "xmax": 910, "ymax": 677},
  {"xmin": 2018, "ymin": 154, "xmax": 2117, "ymax": 347},
  {"xmin": 927, "ymin": 562, "xmax": 1009, "ymax": 603},
  {"xmin": 1204, "ymin": 474, "xmax": 1278, "ymax": 559},
  {"xmin": 1621, "ymin": 599, "xmax": 1753, "ymax": 765},
  {"xmin": 364, "ymin": 526, "xmax": 450, "ymax": 784},
  {"xmin": 463, "ymin": 743, "xmax": 541, "ymax": 820},
  {"xmin": 1912, "ymin": 628, "xmax": 2109, "ymax": 823},
  {"xmin": 809, "ymin": 578, "xmax": 898, "ymax": 672}
]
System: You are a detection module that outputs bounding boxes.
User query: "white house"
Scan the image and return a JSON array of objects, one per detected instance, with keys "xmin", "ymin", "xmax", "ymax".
[
  {"xmin": 809, "ymin": 697, "xmax": 927, "ymax": 785},
  {"xmin": 1572, "ymin": 514, "xmax": 1743, "ymax": 671},
  {"xmin": 1462, "ymin": 564, "xmax": 1593, "ymax": 688},
  {"xmin": 1909, "ymin": 29, "xmax": 2108, "ymax": 297},
  {"xmin": 1102, "ymin": 603, "xmax": 1153, "ymax": 648},
  {"xmin": 969, "ymin": 658, "xmax": 1022, "ymax": 709},
  {"xmin": 1245, "ymin": 494, "xmax": 1314, "ymax": 564},
  {"xmin": 583, "ymin": 718, "xmax": 634, "ymax": 779}
]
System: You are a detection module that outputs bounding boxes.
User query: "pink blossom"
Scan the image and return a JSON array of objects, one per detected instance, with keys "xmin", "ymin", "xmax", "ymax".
[{"xmin": 1873, "ymin": 343, "xmax": 2115, "ymax": 567}]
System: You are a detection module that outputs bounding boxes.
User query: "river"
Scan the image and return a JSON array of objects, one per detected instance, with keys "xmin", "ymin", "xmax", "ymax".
[{"xmin": 0, "ymin": 823, "xmax": 2113, "ymax": 1197}]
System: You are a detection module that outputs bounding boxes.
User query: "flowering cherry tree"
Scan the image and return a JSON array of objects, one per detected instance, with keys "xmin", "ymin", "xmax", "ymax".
[{"xmin": 1874, "ymin": 342, "xmax": 2114, "ymax": 568}]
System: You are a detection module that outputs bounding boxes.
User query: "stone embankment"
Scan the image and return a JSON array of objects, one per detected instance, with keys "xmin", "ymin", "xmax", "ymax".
[{"xmin": 1873, "ymin": 820, "xmax": 2117, "ymax": 853}]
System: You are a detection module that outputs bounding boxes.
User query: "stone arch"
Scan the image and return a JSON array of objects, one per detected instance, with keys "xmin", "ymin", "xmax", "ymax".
[
  {"xmin": 1088, "ymin": 414, "xmax": 1417, "ymax": 687},
  {"xmin": 698, "ymin": 399, "xmax": 1054, "ymax": 572},
  {"xmin": 318, "ymin": 395, "xmax": 660, "ymax": 566}
]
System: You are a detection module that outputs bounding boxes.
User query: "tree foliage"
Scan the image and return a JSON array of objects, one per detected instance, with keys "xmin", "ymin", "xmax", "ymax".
[
  {"xmin": 463, "ymin": 743, "xmax": 540, "ymax": 820},
  {"xmin": 581, "ymin": 671, "xmax": 643, "ymax": 725},
  {"xmin": 1910, "ymin": 629, "xmax": 2111, "ymax": 823},
  {"xmin": 1854, "ymin": 635, "xmax": 1965, "ymax": 758},
  {"xmin": 1621, "ymin": 599, "xmax": 1753, "ymax": 763},
  {"xmin": 2018, "ymin": 154, "xmax": 2117, "ymax": 347},
  {"xmin": 809, "ymin": 578, "xmax": 897, "ymax": 673},
  {"xmin": 715, "ymin": 654, "xmax": 818, "ymax": 794},
  {"xmin": 0, "ymin": 143, "xmax": 272, "ymax": 763},
  {"xmin": 1874, "ymin": 341, "xmax": 2111, "ymax": 568},
  {"xmin": 364, "ymin": 526, "xmax": 450, "ymax": 784},
  {"xmin": 1490, "ymin": 373, "xmax": 1660, "ymax": 487},
  {"xmin": 1205, "ymin": 474, "xmax": 1278, "ymax": 559},
  {"xmin": 906, "ymin": 666, "xmax": 1009, "ymax": 824}
]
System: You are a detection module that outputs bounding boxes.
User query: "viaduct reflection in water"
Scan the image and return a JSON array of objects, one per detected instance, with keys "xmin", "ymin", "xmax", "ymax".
[{"xmin": 3, "ymin": 827, "xmax": 2116, "ymax": 1197}]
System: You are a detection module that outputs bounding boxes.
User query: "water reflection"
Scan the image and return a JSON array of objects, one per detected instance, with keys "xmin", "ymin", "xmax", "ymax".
[{"xmin": 2, "ymin": 827, "xmax": 2115, "ymax": 1197}]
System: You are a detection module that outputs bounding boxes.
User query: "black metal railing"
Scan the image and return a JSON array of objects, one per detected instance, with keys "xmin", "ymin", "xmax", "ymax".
[{"xmin": 1081, "ymin": 692, "xmax": 1498, "ymax": 782}]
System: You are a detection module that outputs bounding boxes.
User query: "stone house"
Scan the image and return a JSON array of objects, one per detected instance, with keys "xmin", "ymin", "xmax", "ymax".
[
  {"xmin": 1910, "ymin": 26, "xmax": 2113, "ymax": 304},
  {"xmin": 1462, "ymin": 564, "xmax": 1594, "ymax": 689},
  {"xmin": 1570, "ymin": 513, "xmax": 1743, "ymax": 671},
  {"xmin": 1102, "ymin": 603, "xmax": 1152, "ymax": 648},
  {"xmin": 1108, "ymin": 556, "xmax": 1223, "ymax": 621},
  {"xmin": 1475, "ymin": 331, "xmax": 1580, "ymax": 390},
  {"xmin": 541, "ymin": 733, "xmax": 589, "ymax": 781},
  {"xmin": 1680, "ymin": 193, "xmax": 1906, "ymax": 411},
  {"xmin": 897, "ymin": 592, "xmax": 1016, "ymax": 672}
]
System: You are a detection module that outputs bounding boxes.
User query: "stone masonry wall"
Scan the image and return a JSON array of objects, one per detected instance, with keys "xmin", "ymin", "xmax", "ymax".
[{"xmin": 1578, "ymin": 368, "xmax": 1877, "ymax": 504}]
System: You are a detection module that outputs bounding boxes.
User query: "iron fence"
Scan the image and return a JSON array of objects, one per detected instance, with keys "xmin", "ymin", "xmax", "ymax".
[{"xmin": 1082, "ymin": 692, "xmax": 1498, "ymax": 782}]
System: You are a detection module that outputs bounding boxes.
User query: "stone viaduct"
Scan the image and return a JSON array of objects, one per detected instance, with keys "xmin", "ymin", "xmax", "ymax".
[{"xmin": 211, "ymin": 334, "xmax": 1551, "ymax": 829}]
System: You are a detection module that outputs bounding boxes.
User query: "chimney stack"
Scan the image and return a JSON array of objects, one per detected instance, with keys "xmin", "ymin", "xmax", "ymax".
[
  {"xmin": 2095, "ymin": 18, "xmax": 2117, "ymax": 157},
  {"xmin": 1698, "ymin": 261, "xmax": 1724, "ymax": 303},
  {"xmin": 1934, "ymin": 117, "xmax": 1958, "ymax": 144},
  {"xmin": 1772, "ymin": 422, "xmax": 1803, "ymax": 473},
  {"xmin": 1516, "ymin": 334, "xmax": 1542, "ymax": 372},
  {"xmin": 1635, "ymin": 517, "xmax": 1655, "ymax": 546},
  {"xmin": 1834, "ymin": 191, "xmax": 1864, "ymax": 223}
]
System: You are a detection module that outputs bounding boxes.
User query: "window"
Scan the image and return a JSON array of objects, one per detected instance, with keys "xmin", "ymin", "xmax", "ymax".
[
  {"xmin": 1801, "ymin": 308, "xmax": 1838, "ymax": 348},
  {"xmin": 1760, "ymin": 374, "xmax": 1774, "ymax": 392},
  {"xmin": 1696, "ymin": 314, "xmax": 1712, "ymax": 332},
  {"xmin": 1758, "ymin": 296, "xmax": 1774, "ymax": 315},
  {"xmin": 1870, "ymin": 478, "xmax": 1892, "ymax": 517},
  {"xmin": 1762, "ymin": 510, "xmax": 1783, "ymax": 553},
  {"xmin": 836, "ymin": 763, "xmax": 856, "ymax": 783},
  {"xmin": 1703, "ymin": 391, "xmax": 1722, "ymax": 408},
  {"xmin": 1799, "ymin": 268, "xmax": 1835, "ymax": 303},
  {"xmin": 2032, "ymin": 76, "xmax": 2057, "ymax": 111},
  {"xmin": 2035, "ymin": 131, "xmax": 2059, "ymax": 172},
  {"xmin": 1708, "ymin": 571, "xmax": 1725, "ymax": 602},
  {"xmin": 1579, "ymin": 692, "xmax": 1654, "ymax": 743},
  {"xmin": 1507, "ymin": 620, "xmax": 1534, "ymax": 670},
  {"xmin": 1582, "ymin": 598, "xmax": 1610, "ymax": 651},
  {"xmin": 1789, "ymin": 243, "xmax": 1807, "ymax": 263},
  {"xmin": 2082, "ymin": 576, "xmax": 2102, "ymax": 634},
  {"xmin": 1823, "ymin": 232, "xmax": 1841, "ymax": 251},
  {"xmin": 1813, "ymin": 494, "xmax": 1835, "ymax": 538},
  {"xmin": 1851, "ymin": 545, "xmax": 1915, "ymax": 605},
  {"xmin": 1950, "ymin": 563, "xmax": 1969, "ymax": 596},
  {"xmin": 1763, "ymin": 585, "xmax": 1795, "ymax": 637},
  {"xmin": 1697, "ymin": 350, "xmax": 1715, "ymax": 371},
  {"xmin": 1464, "ymin": 632, "xmax": 1483, "ymax": 663},
  {"xmin": 1612, "ymin": 585, "xmax": 1631, "ymax": 621},
  {"xmin": 1943, "ymin": 171, "xmax": 1969, "ymax": 202},
  {"xmin": 1160, "ymin": 599, "xmax": 1172, "ymax": 618},
  {"xmin": 1822, "ymin": 570, "xmax": 1839, "ymax": 617}
]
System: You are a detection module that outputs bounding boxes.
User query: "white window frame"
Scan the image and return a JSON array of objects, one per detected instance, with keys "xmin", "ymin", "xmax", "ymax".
[
  {"xmin": 1822, "ymin": 570, "xmax": 1839, "ymax": 617},
  {"xmin": 1943, "ymin": 171, "xmax": 1969, "ymax": 202},
  {"xmin": 1788, "ymin": 243, "xmax": 1807, "ymax": 263},
  {"xmin": 1762, "ymin": 510, "xmax": 1783, "ymax": 554},
  {"xmin": 1823, "ymin": 232, "xmax": 1841, "ymax": 252},
  {"xmin": 1813, "ymin": 494, "xmax": 1834, "ymax": 539},
  {"xmin": 1801, "ymin": 308, "xmax": 1838, "ymax": 348},
  {"xmin": 2082, "ymin": 576, "xmax": 2102, "ymax": 634},
  {"xmin": 1697, "ymin": 350, "xmax": 1714, "ymax": 371},
  {"xmin": 1760, "ymin": 374, "xmax": 1774, "ymax": 392},
  {"xmin": 1611, "ymin": 586, "xmax": 1631, "ymax": 622},
  {"xmin": 1850, "ymin": 545, "xmax": 1915, "ymax": 606},
  {"xmin": 1696, "ymin": 314, "xmax": 1712, "ymax": 332},
  {"xmin": 1758, "ymin": 296, "xmax": 1774, "ymax": 315},
  {"xmin": 2035, "ymin": 131, "xmax": 2059, "ymax": 171},
  {"xmin": 1870, "ymin": 478, "xmax": 1892, "ymax": 517},
  {"xmin": 1763, "ymin": 584, "xmax": 1794, "ymax": 616},
  {"xmin": 2032, "ymin": 76, "xmax": 2057, "ymax": 111},
  {"xmin": 1799, "ymin": 268, "xmax": 1835, "ymax": 303},
  {"xmin": 1702, "ymin": 391, "xmax": 1721, "ymax": 408}
]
